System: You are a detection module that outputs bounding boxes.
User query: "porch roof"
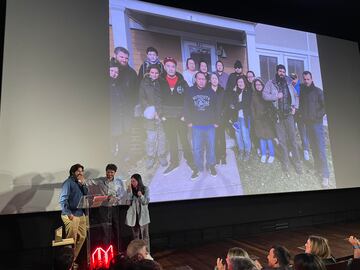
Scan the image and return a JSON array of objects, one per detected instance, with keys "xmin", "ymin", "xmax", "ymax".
[{"xmin": 110, "ymin": 0, "xmax": 256, "ymax": 44}]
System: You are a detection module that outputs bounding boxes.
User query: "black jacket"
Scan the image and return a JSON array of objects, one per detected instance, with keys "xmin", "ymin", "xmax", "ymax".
[
  {"xmin": 226, "ymin": 72, "xmax": 242, "ymax": 91},
  {"xmin": 138, "ymin": 75, "xmax": 162, "ymax": 114},
  {"xmin": 214, "ymin": 86, "xmax": 226, "ymax": 119},
  {"xmin": 299, "ymin": 82, "xmax": 326, "ymax": 123},
  {"xmin": 110, "ymin": 77, "xmax": 127, "ymax": 112},
  {"xmin": 117, "ymin": 65, "xmax": 138, "ymax": 108},
  {"xmin": 160, "ymin": 72, "xmax": 189, "ymax": 118},
  {"xmin": 227, "ymin": 87, "xmax": 252, "ymax": 125}
]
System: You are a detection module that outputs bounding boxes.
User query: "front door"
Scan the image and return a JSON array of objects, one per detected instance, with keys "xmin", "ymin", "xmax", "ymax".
[{"xmin": 182, "ymin": 39, "xmax": 217, "ymax": 72}]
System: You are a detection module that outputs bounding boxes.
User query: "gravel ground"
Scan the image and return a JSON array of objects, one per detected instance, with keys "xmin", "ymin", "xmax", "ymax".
[
  {"xmin": 238, "ymin": 128, "xmax": 335, "ymax": 195},
  {"xmin": 116, "ymin": 127, "xmax": 335, "ymax": 196}
]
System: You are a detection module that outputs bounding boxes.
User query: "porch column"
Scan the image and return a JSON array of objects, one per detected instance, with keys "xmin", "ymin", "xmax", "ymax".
[
  {"xmin": 246, "ymin": 32, "xmax": 260, "ymax": 77},
  {"xmin": 110, "ymin": 5, "xmax": 134, "ymax": 66}
]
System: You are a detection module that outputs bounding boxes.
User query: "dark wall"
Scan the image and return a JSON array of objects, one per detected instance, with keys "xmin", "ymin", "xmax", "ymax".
[
  {"xmin": 145, "ymin": 0, "xmax": 359, "ymax": 44},
  {"xmin": 0, "ymin": 188, "xmax": 359, "ymax": 256},
  {"xmin": 149, "ymin": 188, "xmax": 360, "ymax": 248},
  {"xmin": 0, "ymin": 0, "xmax": 359, "ymax": 267},
  {"xmin": 1, "ymin": 188, "xmax": 360, "ymax": 248}
]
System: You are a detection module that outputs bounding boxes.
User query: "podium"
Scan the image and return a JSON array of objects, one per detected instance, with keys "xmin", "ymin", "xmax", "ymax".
[{"xmin": 77, "ymin": 194, "xmax": 127, "ymax": 269}]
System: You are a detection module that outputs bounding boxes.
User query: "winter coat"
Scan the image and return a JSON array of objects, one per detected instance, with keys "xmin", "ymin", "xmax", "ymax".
[
  {"xmin": 262, "ymin": 76, "xmax": 298, "ymax": 112},
  {"xmin": 251, "ymin": 90, "xmax": 276, "ymax": 139},
  {"xmin": 139, "ymin": 75, "xmax": 162, "ymax": 114},
  {"xmin": 117, "ymin": 65, "xmax": 139, "ymax": 109},
  {"xmin": 226, "ymin": 72, "xmax": 242, "ymax": 91},
  {"xmin": 299, "ymin": 82, "xmax": 326, "ymax": 123},
  {"xmin": 213, "ymin": 85, "xmax": 226, "ymax": 120},
  {"xmin": 227, "ymin": 86, "xmax": 252, "ymax": 126},
  {"xmin": 160, "ymin": 72, "xmax": 189, "ymax": 118}
]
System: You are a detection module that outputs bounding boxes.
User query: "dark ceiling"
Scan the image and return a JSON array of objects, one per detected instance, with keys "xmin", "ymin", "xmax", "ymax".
[{"xmin": 144, "ymin": 0, "xmax": 359, "ymax": 44}]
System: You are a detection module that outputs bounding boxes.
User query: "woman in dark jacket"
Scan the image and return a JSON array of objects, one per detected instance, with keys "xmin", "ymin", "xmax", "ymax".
[
  {"xmin": 250, "ymin": 78, "xmax": 276, "ymax": 163},
  {"xmin": 227, "ymin": 75, "xmax": 252, "ymax": 161}
]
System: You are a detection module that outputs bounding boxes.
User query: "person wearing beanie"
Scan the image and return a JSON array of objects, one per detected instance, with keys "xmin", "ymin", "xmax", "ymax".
[
  {"xmin": 160, "ymin": 56, "xmax": 197, "ymax": 175},
  {"xmin": 276, "ymin": 64, "xmax": 286, "ymax": 71},
  {"xmin": 263, "ymin": 64, "xmax": 302, "ymax": 176},
  {"xmin": 299, "ymin": 71, "xmax": 330, "ymax": 188},
  {"xmin": 137, "ymin": 46, "xmax": 164, "ymax": 81},
  {"xmin": 139, "ymin": 64, "xmax": 168, "ymax": 169},
  {"xmin": 226, "ymin": 60, "xmax": 244, "ymax": 91},
  {"xmin": 234, "ymin": 60, "xmax": 243, "ymax": 68}
]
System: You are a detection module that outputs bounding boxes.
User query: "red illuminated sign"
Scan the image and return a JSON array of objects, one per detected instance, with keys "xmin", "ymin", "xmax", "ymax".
[{"xmin": 91, "ymin": 244, "xmax": 114, "ymax": 269}]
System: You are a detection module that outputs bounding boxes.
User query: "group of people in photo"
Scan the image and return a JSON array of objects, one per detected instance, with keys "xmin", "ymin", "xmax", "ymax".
[{"xmin": 109, "ymin": 45, "xmax": 331, "ymax": 187}]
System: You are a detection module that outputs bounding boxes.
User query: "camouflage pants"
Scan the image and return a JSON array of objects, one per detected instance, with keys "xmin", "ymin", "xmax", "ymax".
[{"xmin": 144, "ymin": 119, "xmax": 166, "ymax": 158}]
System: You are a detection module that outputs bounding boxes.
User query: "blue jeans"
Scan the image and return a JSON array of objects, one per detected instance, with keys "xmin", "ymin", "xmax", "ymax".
[
  {"xmin": 235, "ymin": 117, "xmax": 251, "ymax": 153},
  {"xmin": 260, "ymin": 139, "xmax": 275, "ymax": 157},
  {"xmin": 296, "ymin": 118, "xmax": 310, "ymax": 151},
  {"xmin": 306, "ymin": 122, "xmax": 330, "ymax": 178},
  {"xmin": 192, "ymin": 126, "xmax": 216, "ymax": 171}
]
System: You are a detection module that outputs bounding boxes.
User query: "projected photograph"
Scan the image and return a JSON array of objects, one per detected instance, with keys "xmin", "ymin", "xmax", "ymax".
[{"xmin": 108, "ymin": 0, "xmax": 336, "ymax": 202}]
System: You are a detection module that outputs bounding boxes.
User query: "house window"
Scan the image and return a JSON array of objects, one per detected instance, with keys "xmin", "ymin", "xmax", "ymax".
[
  {"xmin": 259, "ymin": 55, "xmax": 278, "ymax": 83},
  {"xmin": 287, "ymin": 58, "xmax": 305, "ymax": 79}
]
